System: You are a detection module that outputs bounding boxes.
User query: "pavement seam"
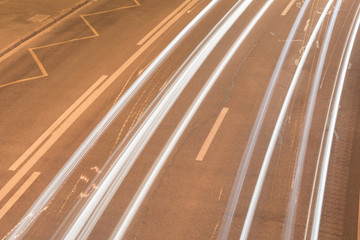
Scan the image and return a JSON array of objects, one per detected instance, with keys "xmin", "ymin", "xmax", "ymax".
[{"xmin": 0, "ymin": 0, "xmax": 141, "ymax": 89}]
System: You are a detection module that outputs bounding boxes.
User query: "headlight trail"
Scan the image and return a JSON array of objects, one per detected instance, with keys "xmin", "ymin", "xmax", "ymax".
[
  {"xmin": 282, "ymin": 0, "xmax": 342, "ymax": 239},
  {"xmin": 310, "ymin": 4, "xmax": 360, "ymax": 239},
  {"xmin": 62, "ymin": 0, "xmax": 255, "ymax": 239},
  {"xmin": 239, "ymin": 0, "xmax": 335, "ymax": 239},
  {"xmin": 109, "ymin": 1, "xmax": 274, "ymax": 239},
  {"xmin": 217, "ymin": 0, "xmax": 311, "ymax": 239}
]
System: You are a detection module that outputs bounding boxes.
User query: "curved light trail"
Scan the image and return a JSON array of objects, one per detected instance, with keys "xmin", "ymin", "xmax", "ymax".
[
  {"xmin": 282, "ymin": 0, "xmax": 342, "ymax": 239},
  {"xmin": 217, "ymin": 0, "xmax": 311, "ymax": 238},
  {"xmin": 239, "ymin": 0, "xmax": 335, "ymax": 239},
  {"xmin": 311, "ymin": 4, "xmax": 360, "ymax": 239},
  {"xmin": 109, "ymin": 1, "xmax": 274, "ymax": 239},
  {"xmin": 63, "ymin": 0, "xmax": 255, "ymax": 238}
]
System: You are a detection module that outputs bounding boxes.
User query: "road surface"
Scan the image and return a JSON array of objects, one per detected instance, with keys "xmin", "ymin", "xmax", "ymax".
[{"xmin": 0, "ymin": 0, "xmax": 360, "ymax": 239}]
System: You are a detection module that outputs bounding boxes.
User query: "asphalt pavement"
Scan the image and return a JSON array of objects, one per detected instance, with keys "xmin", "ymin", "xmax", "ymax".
[
  {"xmin": 0, "ymin": 0, "xmax": 92, "ymax": 56},
  {"xmin": 0, "ymin": 0, "xmax": 360, "ymax": 239}
]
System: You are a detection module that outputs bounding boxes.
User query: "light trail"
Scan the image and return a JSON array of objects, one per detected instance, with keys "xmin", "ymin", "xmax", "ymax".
[
  {"xmin": 217, "ymin": 0, "xmax": 311, "ymax": 239},
  {"xmin": 239, "ymin": 0, "xmax": 335, "ymax": 239},
  {"xmin": 5, "ymin": 1, "xmax": 219, "ymax": 238},
  {"xmin": 311, "ymin": 4, "xmax": 360, "ymax": 239},
  {"xmin": 63, "ymin": 0, "xmax": 255, "ymax": 238},
  {"xmin": 282, "ymin": 0, "xmax": 342, "ymax": 239},
  {"xmin": 109, "ymin": 1, "xmax": 274, "ymax": 238}
]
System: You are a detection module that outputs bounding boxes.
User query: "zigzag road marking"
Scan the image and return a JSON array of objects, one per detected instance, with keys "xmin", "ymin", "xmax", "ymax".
[{"xmin": 0, "ymin": 0, "xmax": 141, "ymax": 89}]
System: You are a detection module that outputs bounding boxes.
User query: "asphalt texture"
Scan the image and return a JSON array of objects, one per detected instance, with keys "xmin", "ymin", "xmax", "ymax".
[{"xmin": 0, "ymin": 0, "xmax": 360, "ymax": 239}]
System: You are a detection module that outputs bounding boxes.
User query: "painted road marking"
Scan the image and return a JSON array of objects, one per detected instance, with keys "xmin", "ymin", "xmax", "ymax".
[
  {"xmin": 0, "ymin": 0, "xmax": 140, "ymax": 89},
  {"xmin": 138, "ymin": 0, "xmax": 200, "ymax": 46},
  {"xmin": 0, "ymin": 172, "xmax": 40, "ymax": 220},
  {"xmin": 281, "ymin": 0, "xmax": 297, "ymax": 16},
  {"xmin": 137, "ymin": 0, "xmax": 195, "ymax": 45},
  {"xmin": 0, "ymin": 75, "xmax": 108, "ymax": 203},
  {"xmin": 196, "ymin": 107, "xmax": 229, "ymax": 161},
  {"xmin": 9, "ymin": 75, "xmax": 108, "ymax": 171}
]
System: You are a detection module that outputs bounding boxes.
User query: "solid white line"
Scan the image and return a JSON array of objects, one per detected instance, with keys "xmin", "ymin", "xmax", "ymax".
[
  {"xmin": 110, "ymin": 1, "xmax": 274, "ymax": 239},
  {"xmin": 311, "ymin": 5, "xmax": 360, "ymax": 239},
  {"xmin": 196, "ymin": 107, "xmax": 229, "ymax": 161},
  {"xmin": 7, "ymin": 1, "xmax": 219, "ymax": 238},
  {"xmin": 0, "ymin": 75, "xmax": 108, "ymax": 203},
  {"xmin": 281, "ymin": 0, "xmax": 297, "ymax": 16},
  {"xmin": 217, "ymin": 0, "xmax": 311, "ymax": 239},
  {"xmin": 282, "ymin": 0, "xmax": 342, "ymax": 239},
  {"xmin": 240, "ymin": 0, "xmax": 335, "ymax": 238},
  {"xmin": 0, "ymin": 172, "xmax": 40, "ymax": 220},
  {"xmin": 9, "ymin": 75, "xmax": 107, "ymax": 171},
  {"xmin": 137, "ymin": 0, "xmax": 196, "ymax": 45}
]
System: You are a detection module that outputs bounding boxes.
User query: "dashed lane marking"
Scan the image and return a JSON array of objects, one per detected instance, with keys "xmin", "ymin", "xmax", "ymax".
[{"xmin": 196, "ymin": 107, "xmax": 229, "ymax": 161}]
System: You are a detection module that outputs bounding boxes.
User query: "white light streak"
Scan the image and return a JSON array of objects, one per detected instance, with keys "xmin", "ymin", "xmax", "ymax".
[
  {"xmin": 240, "ymin": 0, "xmax": 335, "ymax": 239},
  {"xmin": 282, "ymin": 0, "xmax": 342, "ymax": 239},
  {"xmin": 110, "ymin": 1, "xmax": 274, "ymax": 239},
  {"xmin": 311, "ymin": 4, "xmax": 360, "ymax": 240},
  {"xmin": 63, "ymin": 0, "xmax": 254, "ymax": 239},
  {"xmin": 217, "ymin": 0, "xmax": 311, "ymax": 239}
]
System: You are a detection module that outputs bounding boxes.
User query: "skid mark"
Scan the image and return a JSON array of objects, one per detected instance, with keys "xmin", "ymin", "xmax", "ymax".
[{"xmin": 0, "ymin": 0, "xmax": 141, "ymax": 89}]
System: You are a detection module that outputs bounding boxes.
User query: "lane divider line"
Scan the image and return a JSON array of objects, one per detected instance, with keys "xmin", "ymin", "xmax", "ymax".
[
  {"xmin": 196, "ymin": 107, "xmax": 229, "ymax": 161},
  {"xmin": 0, "ymin": 172, "xmax": 41, "ymax": 220},
  {"xmin": 0, "ymin": 0, "xmax": 140, "ymax": 89},
  {"xmin": 281, "ymin": 0, "xmax": 297, "ymax": 16},
  {"xmin": 110, "ymin": 1, "xmax": 274, "ymax": 239},
  {"xmin": 0, "ymin": 75, "xmax": 108, "ymax": 203},
  {"xmin": 217, "ymin": 0, "xmax": 311, "ymax": 238},
  {"xmin": 239, "ymin": 0, "xmax": 336, "ymax": 238},
  {"xmin": 7, "ymin": 0, "xmax": 220, "ymax": 237},
  {"xmin": 137, "ymin": 0, "xmax": 197, "ymax": 46}
]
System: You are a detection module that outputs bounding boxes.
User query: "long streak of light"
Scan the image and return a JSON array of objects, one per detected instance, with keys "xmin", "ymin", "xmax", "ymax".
[
  {"xmin": 6, "ymin": 1, "xmax": 219, "ymax": 239},
  {"xmin": 110, "ymin": 1, "xmax": 274, "ymax": 239},
  {"xmin": 217, "ymin": 0, "xmax": 311, "ymax": 239},
  {"xmin": 282, "ymin": 0, "xmax": 342, "ymax": 239},
  {"xmin": 239, "ymin": 0, "xmax": 335, "ymax": 239},
  {"xmin": 311, "ymin": 5, "xmax": 360, "ymax": 240},
  {"xmin": 303, "ymin": 1, "xmax": 360, "ymax": 238},
  {"xmin": 63, "ymin": 1, "xmax": 254, "ymax": 239}
]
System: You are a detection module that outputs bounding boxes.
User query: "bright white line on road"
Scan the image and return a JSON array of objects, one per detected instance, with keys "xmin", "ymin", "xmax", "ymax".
[
  {"xmin": 0, "ymin": 172, "xmax": 40, "ymax": 220},
  {"xmin": 311, "ymin": 4, "xmax": 360, "ymax": 239},
  {"xmin": 137, "ymin": 0, "xmax": 197, "ymax": 45},
  {"xmin": 282, "ymin": 0, "xmax": 342, "ymax": 239},
  {"xmin": 281, "ymin": 0, "xmax": 297, "ymax": 16},
  {"xmin": 64, "ymin": 1, "xmax": 254, "ymax": 238},
  {"xmin": 7, "ymin": 1, "xmax": 219, "ymax": 238},
  {"xmin": 239, "ymin": 0, "xmax": 335, "ymax": 239},
  {"xmin": 196, "ymin": 107, "xmax": 229, "ymax": 161},
  {"xmin": 217, "ymin": 0, "xmax": 311, "ymax": 239},
  {"xmin": 110, "ymin": 1, "xmax": 274, "ymax": 239}
]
